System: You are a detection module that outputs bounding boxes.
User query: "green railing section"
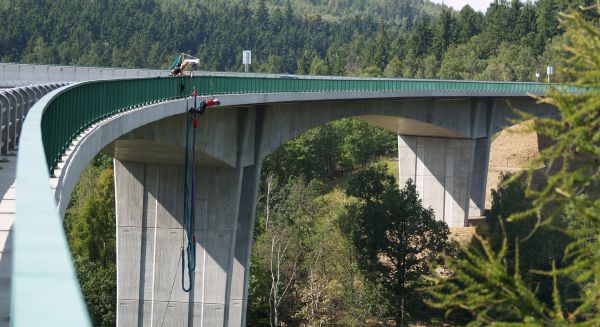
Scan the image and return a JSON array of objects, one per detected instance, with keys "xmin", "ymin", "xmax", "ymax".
[
  {"xmin": 193, "ymin": 76, "xmax": 551, "ymax": 94},
  {"xmin": 41, "ymin": 75, "xmax": 552, "ymax": 175},
  {"xmin": 41, "ymin": 77, "xmax": 183, "ymax": 174}
]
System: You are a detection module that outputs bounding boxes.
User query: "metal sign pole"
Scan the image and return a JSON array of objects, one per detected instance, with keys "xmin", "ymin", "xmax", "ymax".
[
  {"xmin": 243, "ymin": 50, "xmax": 251, "ymax": 73},
  {"xmin": 546, "ymin": 66, "xmax": 554, "ymax": 83}
]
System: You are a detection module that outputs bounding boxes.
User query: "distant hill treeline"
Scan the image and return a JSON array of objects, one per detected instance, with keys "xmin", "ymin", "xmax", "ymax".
[
  {"xmin": 0, "ymin": 0, "xmax": 596, "ymax": 79},
  {"xmin": 166, "ymin": 0, "xmax": 445, "ymax": 23}
]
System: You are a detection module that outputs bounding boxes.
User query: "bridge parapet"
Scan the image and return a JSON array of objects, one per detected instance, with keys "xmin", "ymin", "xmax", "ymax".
[
  {"xmin": 0, "ymin": 83, "xmax": 68, "ymax": 156},
  {"xmin": 0, "ymin": 62, "xmax": 165, "ymax": 87}
]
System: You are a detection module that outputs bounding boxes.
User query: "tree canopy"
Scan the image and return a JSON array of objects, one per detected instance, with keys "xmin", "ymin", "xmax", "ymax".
[{"xmin": 342, "ymin": 165, "xmax": 451, "ymax": 325}]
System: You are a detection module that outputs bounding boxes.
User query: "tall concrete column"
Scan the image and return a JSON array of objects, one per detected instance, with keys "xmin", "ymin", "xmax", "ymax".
[
  {"xmin": 468, "ymin": 137, "xmax": 491, "ymax": 218},
  {"xmin": 115, "ymin": 159, "xmax": 260, "ymax": 327},
  {"xmin": 397, "ymin": 135, "xmax": 489, "ymax": 227}
]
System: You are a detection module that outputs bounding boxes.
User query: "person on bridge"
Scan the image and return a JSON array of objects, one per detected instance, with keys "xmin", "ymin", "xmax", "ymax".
[
  {"xmin": 170, "ymin": 58, "xmax": 199, "ymax": 76},
  {"xmin": 170, "ymin": 63, "xmax": 184, "ymax": 76}
]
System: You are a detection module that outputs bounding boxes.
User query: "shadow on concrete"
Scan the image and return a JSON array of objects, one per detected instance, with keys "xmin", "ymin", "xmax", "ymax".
[
  {"xmin": 0, "ymin": 227, "xmax": 13, "ymax": 326},
  {"xmin": 0, "ymin": 155, "xmax": 16, "ymax": 208}
]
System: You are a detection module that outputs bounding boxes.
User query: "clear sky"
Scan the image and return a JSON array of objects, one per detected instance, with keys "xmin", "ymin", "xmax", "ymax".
[{"xmin": 430, "ymin": 0, "xmax": 494, "ymax": 12}]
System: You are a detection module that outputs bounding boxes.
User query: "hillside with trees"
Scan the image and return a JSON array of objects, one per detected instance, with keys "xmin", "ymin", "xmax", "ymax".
[{"xmin": 1, "ymin": 0, "xmax": 596, "ymax": 81}]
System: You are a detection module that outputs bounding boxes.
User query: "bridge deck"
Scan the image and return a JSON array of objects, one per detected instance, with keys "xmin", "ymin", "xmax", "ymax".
[{"xmin": 0, "ymin": 157, "xmax": 15, "ymax": 327}]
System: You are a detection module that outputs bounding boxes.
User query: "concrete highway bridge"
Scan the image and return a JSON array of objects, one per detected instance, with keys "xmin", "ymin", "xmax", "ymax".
[{"xmin": 0, "ymin": 63, "xmax": 561, "ymax": 326}]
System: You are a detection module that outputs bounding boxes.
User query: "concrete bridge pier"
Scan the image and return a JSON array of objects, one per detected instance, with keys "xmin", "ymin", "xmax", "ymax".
[
  {"xmin": 112, "ymin": 104, "xmax": 263, "ymax": 327},
  {"xmin": 397, "ymin": 135, "xmax": 490, "ymax": 227},
  {"xmin": 468, "ymin": 137, "xmax": 491, "ymax": 218},
  {"xmin": 114, "ymin": 143, "xmax": 261, "ymax": 326}
]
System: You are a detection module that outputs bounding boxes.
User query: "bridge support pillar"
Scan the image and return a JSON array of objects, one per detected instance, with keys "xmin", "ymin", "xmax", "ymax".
[
  {"xmin": 115, "ymin": 159, "xmax": 260, "ymax": 327},
  {"xmin": 397, "ymin": 135, "xmax": 490, "ymax": 227},
  {"xmin": 468, "ymin": 137, "xmax": 491, "ymax": 218}
]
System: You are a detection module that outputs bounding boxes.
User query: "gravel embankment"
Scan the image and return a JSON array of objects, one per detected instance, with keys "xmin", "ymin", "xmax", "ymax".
[{"xmin": 486, "ymin": 120, "xmax": 541, "ymax": 208}]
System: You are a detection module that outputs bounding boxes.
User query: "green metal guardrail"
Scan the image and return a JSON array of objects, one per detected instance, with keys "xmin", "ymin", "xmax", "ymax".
[
  {"xmin": 42, "ymin": 77, "xmax": 183, "ymax": 175},
  {"xmin": 193, "ymin": 75, "xmax": 551, "ymax": 94},
  {"xmin": 40, "ymin": 75, "xmax": 552, "ymax": 176}
]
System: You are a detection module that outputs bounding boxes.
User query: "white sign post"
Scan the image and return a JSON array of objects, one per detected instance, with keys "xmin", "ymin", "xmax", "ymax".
[
  {"xmin": 546, "ymin": 66, "xmax": 554, "ymax": 83},
  {"xmin": 243, "ymin": 50, "xmax": 251, "ymax": 73}
]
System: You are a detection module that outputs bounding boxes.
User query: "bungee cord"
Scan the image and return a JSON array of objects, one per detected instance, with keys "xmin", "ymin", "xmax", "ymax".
[{"xmin": 180, "ymin": 79, "xmax": 220, "ymax": 292}]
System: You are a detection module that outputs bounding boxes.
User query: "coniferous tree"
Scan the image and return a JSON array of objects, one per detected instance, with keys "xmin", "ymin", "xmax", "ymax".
[
  {"xmin": 455, "ymin": 5, "xmax": 483, "ymax": 43},
  {"xmin": 429, "ymin": 4, "xmax": 600, "ymax": 324},
  {"xmin": 342, "ymin": 165, "xmax": 450, "ymax": 326},
  {"xmin": 515, "ymin": 1, "xmax": 538, "ymax": 50},
  {"xmin": 535, "ymin": 0, "xmax": 561, "ymax": 49},
  {"xmin": 408, "ymin": 18, "xmax": 433, "ymax": 57},
  {"xmin": 432, "ymin": 9, "xmax": 454, "ymax": 60},
  {"xmin": 482, "ymin": 0, "xmax": 513, "ymax": 52},
  {"xmin": 372, "ymin": 23, "xmax": 390, "ymax": 72}
]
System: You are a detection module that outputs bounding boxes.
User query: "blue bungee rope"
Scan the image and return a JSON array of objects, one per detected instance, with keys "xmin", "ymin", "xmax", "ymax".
[
  {"xmin": 182, "ymin": 83, "xmax": 198, "ymax": 292},
  {"xmin": 179, "ymin": 71, "xmax": 220, "ymax": 292}
]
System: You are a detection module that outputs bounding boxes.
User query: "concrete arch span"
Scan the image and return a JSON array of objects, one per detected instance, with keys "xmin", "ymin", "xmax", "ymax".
[
  {"xmin": 50, "ymin": 92, "xmax": 553, "ymax": 327},
  {"xmin": 110, "ymin": 95, "xmax": 549, "ymax": 164},
  {"xmin": 54, "ymin": 90, "xmax": 555, "ymax": 221}
]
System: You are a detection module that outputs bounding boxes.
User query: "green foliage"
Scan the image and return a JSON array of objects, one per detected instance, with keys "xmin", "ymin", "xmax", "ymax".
[
  {"xmin": 437, "ymin": 38, "xmax": 486, "ymax": 80},
  {"xmin": 428, "ymin": 3, "xmax": 600, "ymax": 325},
  {"xmin": 408, "ymin": 18, "xmax": 433, "ymax": 58},
  {"xmin": 74, "ymin": 256, "xmax": 116, "ymax": 327},
  {"xmin": 67, "ymin": 168, "xmax": 115, "ymax": 265},
  {"xmin": 535, "ymin": 0, "xmax": 563, "ymax": 50},
  {"xmin": 0, "ymin": 0, "xmax": 582, "ymax": 80},
  {"xmin": 523, "ymin": 4, "xmax": 600, "ymax": 321},
  {"xmin": 250, "ymin": 178, "xmax": 319, "ymax": 325},
  {"xmin": 245, "ymin": 0, "xmax": 444, "ymax": 24},
  {"xmin": 429, "ymin": 232, "xmax": 560, "ymax": 326},
  {"xmin": 249, "ymin": 178, "xmax": 383, "ymax": 326},
  {"xmin": 454, "ymin": 5, "xmax": 484, "ymax": 44},
  {"xmin": 383, "ymin": 57, "xmax": 403, "ymax": 77},
  {"xmin": 309, "ymin": 56, "xmax": 329, "ymax": 75},
  {"xmin": 262, "ymin": 118, "xmax": 396, "ymax": 184},
  {"xmin": 485, "ymin": 174, "xmax": 578, "ymax": 314},
  {"xmin": 487, "ymin": 173, "xmax": 535, "ymax": 234},
  {"xmin": 432, "ymin": 9, "xmax": 454, "ymax": 60},
  {"xmin": 341, "ymin": 164, "xmax": 451, "ymax": 325},
  {"xmin": 479, "ymin": 43, "xmax": 537, "ymax": 81},
  {"xmin": 250, "ymin": 115, "xmax": 397, "ymax": 325},
  {"xmin": 22, "ymin": 36, "xmax": 55, "ymax": 64},
  {"xmin": 372, "ymin": 23, "xmax": 390, "ymax": 72},
  {"xmin": 64, "ymin": 156, "xmax": 116, "ymax": 327}
]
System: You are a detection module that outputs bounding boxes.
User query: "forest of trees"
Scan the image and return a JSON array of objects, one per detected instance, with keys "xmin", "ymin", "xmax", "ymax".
[
  {"xmin": 1, "ymin": 0, "xmax": 597, "ymax": 81},
  {"xmin": 14, "ymin": 0, "xmax": 599, "ymax": 325}
]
